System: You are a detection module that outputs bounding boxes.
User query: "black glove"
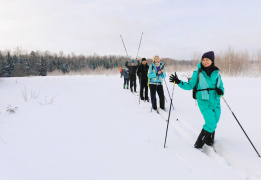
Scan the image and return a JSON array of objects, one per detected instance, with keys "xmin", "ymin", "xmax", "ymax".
[
  {"xmin": 169, "ymin": 72, "xmax": 180, "ymax": 84},
  {"xmin": 216, "ymin": 87, "xmax": 224, "ymax": 95}
]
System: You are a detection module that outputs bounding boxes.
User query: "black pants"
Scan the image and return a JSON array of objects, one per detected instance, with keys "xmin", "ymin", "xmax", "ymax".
[
  {"xmin": 149, "ymin": 84, "xmax": 164, "ymax": 110},
  {"xmin": 124, "ymin": 78, "xmax": 129, "ymax": 86},
  {"xmin": 129, "ymin": 74, "xmax": 137, "ymax": 92},
  {"xmin": 139, "ymin": 79, "xmax": 148, "ymax": 99}
]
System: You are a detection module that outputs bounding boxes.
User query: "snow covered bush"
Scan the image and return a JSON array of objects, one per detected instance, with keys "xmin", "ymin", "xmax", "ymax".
[{"xmin": 6, "ymin": 105, "xmax": 18, "ymax": 114}]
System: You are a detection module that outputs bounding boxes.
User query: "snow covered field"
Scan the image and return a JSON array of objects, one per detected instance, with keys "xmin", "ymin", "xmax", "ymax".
[{"xmin": 0, "ymin": 74, "xmax": 261, "ymax": 180}]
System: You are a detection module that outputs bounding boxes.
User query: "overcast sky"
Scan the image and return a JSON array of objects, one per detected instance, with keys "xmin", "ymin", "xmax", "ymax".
[{"xmin": 0, "ymin": 0, "xmax": 261, "ymax": 60}]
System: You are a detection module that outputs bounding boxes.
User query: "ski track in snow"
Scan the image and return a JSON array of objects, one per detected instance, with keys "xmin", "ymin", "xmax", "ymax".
[{"xmin": 132, "ymin": 77, "xmax": 261, "ymax": 180}]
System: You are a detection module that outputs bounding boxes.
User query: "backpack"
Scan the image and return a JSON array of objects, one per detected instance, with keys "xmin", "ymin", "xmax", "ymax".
[{"xmin": 192, "ymin": 69, "xmax": 201, "ymax": 99}]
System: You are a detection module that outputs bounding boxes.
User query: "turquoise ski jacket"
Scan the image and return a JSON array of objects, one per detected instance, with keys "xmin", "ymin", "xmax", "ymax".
[
  {"xmin": 178, "ymin": 62, "xmax": 225, "ymax": 133},
  {"xmin": 148, "ymin": 62, "xmax": 166, "ymax": 85}
]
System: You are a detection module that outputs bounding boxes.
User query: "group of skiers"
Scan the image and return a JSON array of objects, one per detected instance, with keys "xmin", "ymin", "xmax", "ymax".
[
  {"xmin": 120, "ymin": 51, "xmax": 224, "ymax": 149},
  {"xmin": 120, "ymin": 56, "xmax": 166, "ymax": 110}
]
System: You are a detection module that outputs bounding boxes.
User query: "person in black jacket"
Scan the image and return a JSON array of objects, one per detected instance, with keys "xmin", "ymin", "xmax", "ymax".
[
  {"xmin": 125, "ymin": 59, "xmax": 140, "ymax": 93},
  {"xmin": 137, "ymin": 58, "xmax": 149, "ymax": 101}
]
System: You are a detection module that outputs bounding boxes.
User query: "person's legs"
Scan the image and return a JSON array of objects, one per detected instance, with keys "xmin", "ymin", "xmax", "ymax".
[
  {"xmin": 206, "ymin": 106, "xmax": 220, "ymax": 146},
  {"xmin": 149, "ymin": 84, "xmax": 157, "ymax": 110},
  {"xmin": 157, "ymin": 85, "xmax": 165, "ymax": 109},
  {"xmin": 123, "ymin": 79, "xmax": 127, "ymax": 89},
  {"xmin": 126, "ymin": 78, "xmax": 129, "ymax": 89},
  {"xmin": 133, "ymin": 75, "xmax": 137, "ymax": 92},
  {"xmin": 202, "ymin": 108, "xmax": 218, "ymax": 133},
  {"xmin": 194, "ymin": 106, "xmax": 217, "ymax": 148},
  {"xmin": 140, "ymin": 79, "xmax": 145, "ymax": 100},
  {"xmin": 130, "ymin": 75, "xmax": 134, "ymax": 92},
  {"xmin": 145, "ymin": 79, "xmax": 149, "ymax": 100}
]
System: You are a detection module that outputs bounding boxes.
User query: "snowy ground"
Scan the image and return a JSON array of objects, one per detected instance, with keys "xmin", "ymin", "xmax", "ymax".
[{"xmin": 0, "ymin": 74, "xmax": 261, "ymax": 180}]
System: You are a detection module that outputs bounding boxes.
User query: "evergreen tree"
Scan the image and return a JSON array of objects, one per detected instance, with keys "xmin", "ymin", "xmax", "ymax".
[
  {"xmin": 0, "ymin": 51, "xmax": 4, "ymax": 76},
  {"xmin": 61, "ymin": 62, "xmax": 70, "ymax": 74},
  {"xmin": 37, "ymin": 56, "xmax": 47, "ymax": 76},
  {"xmin": 1, "ymin": 52, "xmax": 14, "ymax": 77}
]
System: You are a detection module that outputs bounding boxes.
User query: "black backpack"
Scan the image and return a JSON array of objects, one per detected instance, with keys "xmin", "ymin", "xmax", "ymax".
[{"xmin": 192, "ymin": 69, "xmax": 201, "ymax": 99}]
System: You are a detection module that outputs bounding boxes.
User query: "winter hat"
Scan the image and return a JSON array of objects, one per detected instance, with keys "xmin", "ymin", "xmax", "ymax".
[
  {"xmin": 201, "ymin": 51, "xmax": 215, "ymax": 63},
  {"xmin": 131, "ymin": 60, "xmax": 135, "ymax": 63},
  {"xmin": 142, "ymin": 58, "xmax": 146, "ymax": 61}
]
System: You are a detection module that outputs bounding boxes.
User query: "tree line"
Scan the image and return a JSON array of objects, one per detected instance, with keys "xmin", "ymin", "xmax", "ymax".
[{"xmin": 0, "ymin": 48, "xmax": 260, "ymax": 77}]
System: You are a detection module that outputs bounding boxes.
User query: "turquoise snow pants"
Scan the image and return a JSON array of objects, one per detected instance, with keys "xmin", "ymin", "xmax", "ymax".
[{"xmin": 198, "ymin": 104, "xmax": 221, "ymax": 133}]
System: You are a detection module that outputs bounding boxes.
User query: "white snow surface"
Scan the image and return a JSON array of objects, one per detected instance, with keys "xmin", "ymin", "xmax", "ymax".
[{"xmin": 0, "ymin": 74, "xmax": 261, "ymax": 180}]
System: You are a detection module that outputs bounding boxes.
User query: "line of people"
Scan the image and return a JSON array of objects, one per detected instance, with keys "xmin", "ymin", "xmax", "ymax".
[
  {"xmin": 119, "ymin": 51, "xmax": 225, "ymax": 149},
  {"xmin": 120, "ymin": 56, "xmax": 166, "ymax": 110}
]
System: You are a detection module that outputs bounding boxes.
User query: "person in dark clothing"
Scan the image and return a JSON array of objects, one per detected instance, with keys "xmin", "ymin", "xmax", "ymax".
[
  {"xmin": 125, "ymin": 59, "xmax": 140, "ymax": 93},
  {"xmin": 137, "ymin": 58, "xmax": 149, "ymax": 101}
]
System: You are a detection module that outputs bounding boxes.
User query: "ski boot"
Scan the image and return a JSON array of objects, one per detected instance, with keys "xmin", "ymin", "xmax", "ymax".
[
  {"xmin": 123, "ymin": 84, "xmax": 125, "ymax": 89},
  {"xmin": 206, "ymin": 131, "xmax": 215, "ymax": 146},
  {"xmin": 194, "ymin": 129, "xmax": 211, "ymax": 149}
]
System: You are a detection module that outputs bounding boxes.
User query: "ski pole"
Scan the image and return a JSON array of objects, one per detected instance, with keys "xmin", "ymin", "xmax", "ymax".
[
  {"xmin": 164, "ymin": 82, "xmax": 176, "ymax": 148},
  {"xmin": 120, "ymin": 35, "xmax": 129, "ymax": 58},
  {"xmin": 222, "ymin": 96, "xmax": 261, "ymax": 157},
  {"xmin": 136, "ymin": 32, "xmax": 144, "ymax": 59},
  {"xmin": 139, "ymin": 75, "xmax": 142, "ymax": 104},
  {"xmin": 164, "ymin": 78, "xmax": 174, "ymax": 110}
]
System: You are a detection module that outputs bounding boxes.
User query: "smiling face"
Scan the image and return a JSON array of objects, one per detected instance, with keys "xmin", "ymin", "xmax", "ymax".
[
  {"xmin": 202, "ymin": 58, "xmax": 212, "ymax": 67},
  {"xmin": 154, "ymin": 56, "xmax": 160, "ymax": 63}
]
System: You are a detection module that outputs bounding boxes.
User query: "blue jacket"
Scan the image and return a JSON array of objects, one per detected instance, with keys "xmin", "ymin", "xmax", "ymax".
[
  {"xmin": 121, "ymin": 69, "xmax": 129, "ymax": 79},
  {"xmin": 148, "ymin": 62, "xmax": 166, "ymax": 85}
]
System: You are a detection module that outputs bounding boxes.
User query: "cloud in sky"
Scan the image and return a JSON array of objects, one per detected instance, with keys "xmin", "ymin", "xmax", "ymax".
[{"xmin": 0, "ymin": 0, "xmax": 261, "ymax": 60}]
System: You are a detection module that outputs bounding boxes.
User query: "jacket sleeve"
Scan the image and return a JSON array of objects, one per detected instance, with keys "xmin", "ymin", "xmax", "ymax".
[
  {"xmin": 218, "ymin": 74, "xmax": 225, "ymax": 96},
  {"xmin": 148, "ymin": 65, "xmax": 156, "ymax": 79},
  {"xmin": 178, "ymin": 69, "xmax": 198, "ymax": 90},
  {"xmin": 125, "ymin": 61, "xmax": 130, "ymax": 69},
  {"xmin": 137, "ymin": 65, "xmax": 141, "ymax": 76},
  {"xmin": 160, "ymin": 67, "xmax": 166, "ymax": 79}
]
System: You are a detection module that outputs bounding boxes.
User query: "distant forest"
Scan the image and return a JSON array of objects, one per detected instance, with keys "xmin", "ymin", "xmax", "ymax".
[{"xmin": 0, "ymin": 48, "xmax": 260, "ymax": 77}]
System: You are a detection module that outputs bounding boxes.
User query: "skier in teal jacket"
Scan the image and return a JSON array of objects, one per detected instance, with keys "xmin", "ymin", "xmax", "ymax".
[
  {"xmin": 148, "ymin": 55, "xmax": 166, "ymax": 110},
  {"xmin": 169, "ymin": 51, "xmax": 224, "ymax": 148}
]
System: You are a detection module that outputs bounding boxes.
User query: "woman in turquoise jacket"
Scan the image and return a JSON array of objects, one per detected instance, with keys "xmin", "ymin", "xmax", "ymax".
[
  {"xmin": 169, "ymin": 51, "xmax": 224, "ymax": 148},
  {"xmin": 148, "ymin": 55, "xmax": 166, "ymax": 110}
]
